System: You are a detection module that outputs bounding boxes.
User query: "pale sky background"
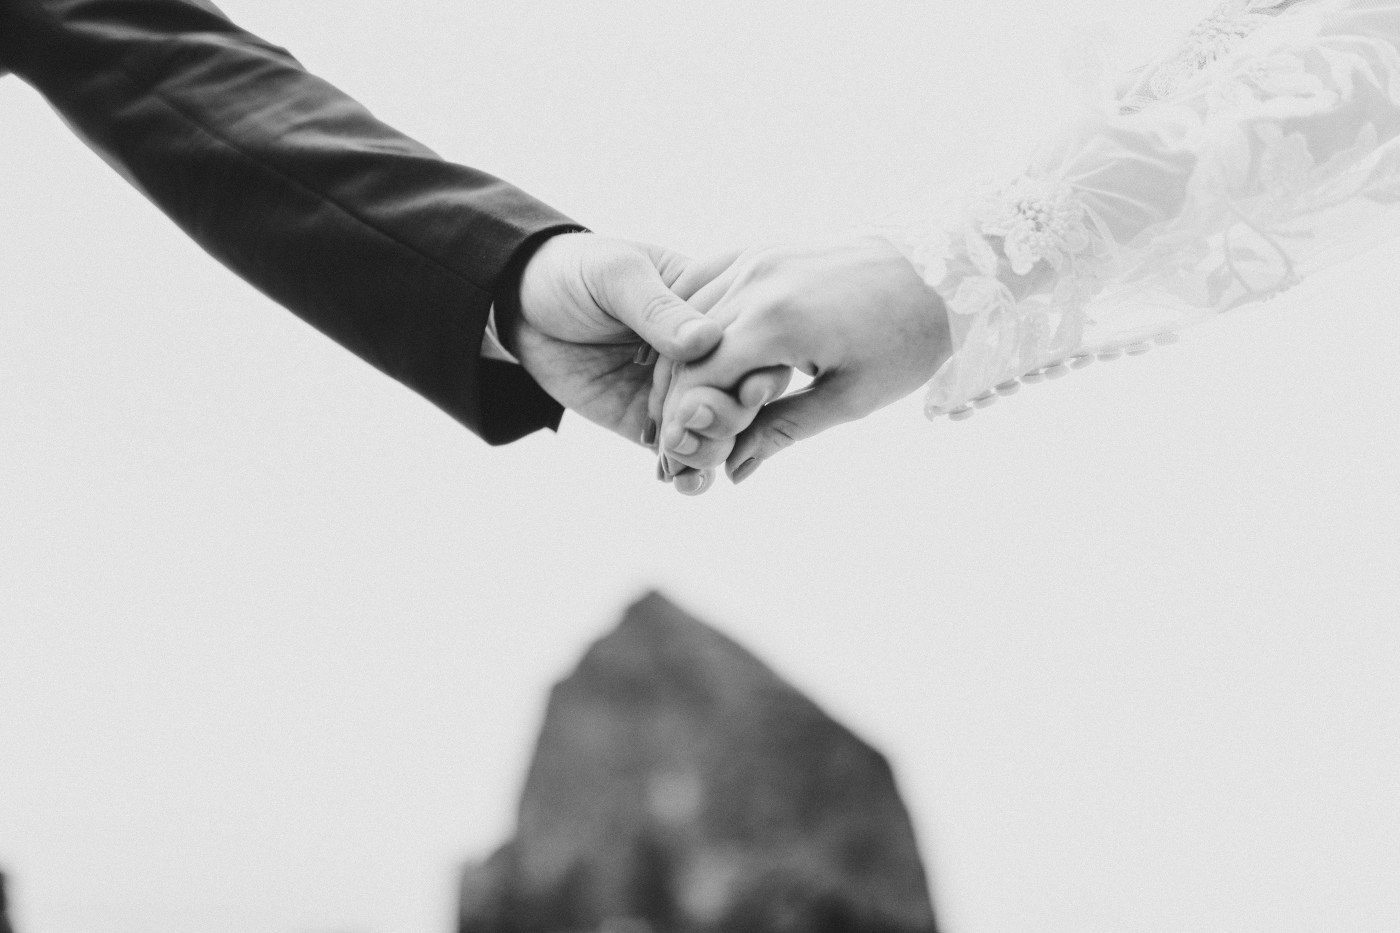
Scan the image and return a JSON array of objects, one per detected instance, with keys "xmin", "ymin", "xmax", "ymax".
[{"xmin": 2, "ymin": 1, "xmax": 1398, "ymax": 931}]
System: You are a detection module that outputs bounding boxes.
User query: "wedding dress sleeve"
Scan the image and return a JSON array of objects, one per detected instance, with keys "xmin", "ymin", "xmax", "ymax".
[{"xmin": 904, "ymin": 0, "xmax": 1400, "ymax": 419}]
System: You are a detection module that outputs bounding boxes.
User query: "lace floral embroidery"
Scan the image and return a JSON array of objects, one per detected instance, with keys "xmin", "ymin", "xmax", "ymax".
[
  {"xmin": 900, "ymin": 0, "xmax": 1400, "ymax": 420},
  {"xmin": 1121, "ymin": 0, "xmax": 1304, "ymax": 110},
  {"xmin": 977, "ymin": 177, "xmax": 1093, "ymax": 276},
  {"xmin": 929, "ymin": 177, "xmax": 1098, "ymax": 324}
]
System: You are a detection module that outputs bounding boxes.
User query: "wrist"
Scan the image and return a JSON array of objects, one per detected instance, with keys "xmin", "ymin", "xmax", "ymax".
[{"xmin": 494, "ymin": 227, "xmax": 588, "ymax": 359}]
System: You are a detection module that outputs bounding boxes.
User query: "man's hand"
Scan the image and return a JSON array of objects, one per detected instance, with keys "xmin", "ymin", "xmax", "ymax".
[
  {"xmin": 504, "ymin": 233, "xmax": 727, "ymax": 446},
  {"xmin": 656, "ymin": 236, "xmax": 952, "ymax": 490}
]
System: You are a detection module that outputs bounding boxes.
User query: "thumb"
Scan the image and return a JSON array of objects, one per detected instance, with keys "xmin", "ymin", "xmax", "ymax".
[
  {"xmin": 724, "ymin": 373, "xmax": 870, "ymax": 483},
  {"xmin": 594, "ymin": 250, "xmax": 722, "ymax": 362}
]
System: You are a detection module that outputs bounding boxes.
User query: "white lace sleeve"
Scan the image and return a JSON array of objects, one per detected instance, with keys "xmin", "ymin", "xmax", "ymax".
[{"xmin": 907, "ymin": 0, "xmax": 1400, "ymax": 419}]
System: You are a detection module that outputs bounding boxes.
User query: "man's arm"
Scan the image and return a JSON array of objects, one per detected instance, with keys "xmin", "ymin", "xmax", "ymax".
[{"xmin": 0, "ymin": 0, "xmax": 576, "ymax": 443}]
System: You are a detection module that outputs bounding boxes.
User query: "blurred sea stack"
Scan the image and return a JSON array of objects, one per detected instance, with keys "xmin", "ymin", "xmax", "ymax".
[
  {"xmin": 459, "ymin": 591, "xmax": 937, "ymax": 933},
  {"xmin": 1, "ymin": 870, "xmax": 13, "ymax": 933}
]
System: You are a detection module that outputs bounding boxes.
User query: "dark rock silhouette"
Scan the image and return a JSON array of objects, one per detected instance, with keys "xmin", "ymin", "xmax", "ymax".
[
  {"xmin": 458, "ymin": 591, "xmax": 937, "ymax": 933},
  {"xmin": 0, "ymin": 870, "xmax": 13, "ymax": 933}
]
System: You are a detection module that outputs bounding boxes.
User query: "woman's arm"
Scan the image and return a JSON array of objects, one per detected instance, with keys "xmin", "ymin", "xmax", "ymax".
[
  {"xmin": 655, "ymin": 0, "xmax": 1400, "ymax": 488},
  {"xmin": 910, "ymin": 0, "xmax": 1400, "ymax": 418}
]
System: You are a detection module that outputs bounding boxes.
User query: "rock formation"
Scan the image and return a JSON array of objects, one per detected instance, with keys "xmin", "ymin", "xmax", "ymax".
[
  {"xmin": 0, "ymin": 870, "xmax": 13, "ymax": 933},
  {"xmin": 458, "ymin": 591, "xmax": 937, "ymax": 933}
]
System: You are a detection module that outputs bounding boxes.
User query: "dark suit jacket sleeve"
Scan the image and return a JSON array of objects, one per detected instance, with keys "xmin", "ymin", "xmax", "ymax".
[{"xmin": 0, "ymin": 0, "xmax": 575, "ymax": 443}]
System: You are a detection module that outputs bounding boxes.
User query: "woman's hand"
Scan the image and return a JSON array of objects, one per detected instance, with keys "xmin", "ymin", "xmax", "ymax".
[{"xmin": 655, "ymin": 236, "xmax": 952, "ymax": 491}]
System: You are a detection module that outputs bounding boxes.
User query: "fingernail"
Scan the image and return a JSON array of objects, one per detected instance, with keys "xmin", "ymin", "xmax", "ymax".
[
  {"xmin": 633, "ymin": 344, "xmax": 658, "ymax": 366},
  {"xmin": 661, "ymin": 455, "xmax": 675, "ymax": 478},
  {"xmin": 641, "ymin": 419, "xmax": 658, "ymax": 447},
  {"xmin": 732, "ymin": 458, "xmax": 760, "ymax": 484},
  {"xmin": 656, "ymin": 458, "xmax": 670, "ymax": 482},
  {"xmin": 684, "ymin": 405, "xmax": 715, "ymax": 431},
  {"xmin": 675, "ymin": 471, "xmax": 710, "ymax": 496},
  {"xmin": 673, "ymin": 432, "xmax": 700, "ymax": 456}
]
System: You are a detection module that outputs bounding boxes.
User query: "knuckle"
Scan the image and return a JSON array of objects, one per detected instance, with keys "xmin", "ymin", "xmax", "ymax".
[
  {"xmin": 733, "ymin": 246, "xmax": 783, "ymax": 285},
  {"xmin": 639, "ymin": 289, "xmax": 680, "ymax": 326},
  {"xmin": 592, "ymin": 245, "xmax": 641, "ymax": 280},
  {"xmin": 762, "ymin": 296, "xmax": 799, "ymax": 326},
  {"xmin": 587, "ymin": 248, "xmax": 645, "ymax": 301},
  {"xmin": 750, "ymin": 247, "xmax": 789, "ymax": 278},
  {"xmin": 764, "ymin": 416, "xmax": 803, "ymax": 451},
  {"xmin": 747, "ymin": 298, "xmax": 797, "ymax": 339},
  {"xmin": 707, "ymin": 408, "xmax": 747, "ymax": 440},
  {"xmin": 682, "ymin": 435, "xmax": 732, "ymax": 469}
]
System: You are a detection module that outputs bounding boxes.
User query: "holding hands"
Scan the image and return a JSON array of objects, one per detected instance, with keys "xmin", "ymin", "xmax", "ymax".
[
  {"xmin": 502, "ymin": 232, "xmax": 791, "ymax": 457},
  {"xmin": 648, "ymin": 236, "xmax": 952, "ymax": 494}
]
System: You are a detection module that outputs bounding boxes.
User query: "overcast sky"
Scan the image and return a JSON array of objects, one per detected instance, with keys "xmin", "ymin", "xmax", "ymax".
[{"xmin": 2, "ymin": 1, "xmax": 1397, "ymax": 931}]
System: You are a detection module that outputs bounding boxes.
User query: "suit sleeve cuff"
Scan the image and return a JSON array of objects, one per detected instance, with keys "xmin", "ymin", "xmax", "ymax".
[
  {"xmin": 481, "ymin": 304, "xmax": 519, "ymax": 364},
  {"xmin": 471, "ymin": 223, "xmax": 586, "ymax": 444}
]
